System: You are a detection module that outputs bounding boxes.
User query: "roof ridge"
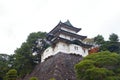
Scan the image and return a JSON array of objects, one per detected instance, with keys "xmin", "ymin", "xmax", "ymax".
[{"xmin": 64, "ymin": 20, "xmax": 73, "ymax": 27}]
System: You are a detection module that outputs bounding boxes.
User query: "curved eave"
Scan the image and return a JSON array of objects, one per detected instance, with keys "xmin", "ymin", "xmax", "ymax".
[
  {"xmin": 49, "ymin": 21, "xmax": 62, "ymax": 34},
  {"xmin": 59, "ymin": 29, "xmax": 87, "ymax": 40},
  {"xmin": 62, "ymin": 23, "xmax": 81, "ymax": 33},
  {"xmin": 49, "ymin": 21, "xmax": 81, "ymax": 34},
  {"xmin": 51, "ymin": 37, "xmax": 72, "ymax": 45},
  {"xmin": 47, "ymin": 29, "xmax": 87, "ymax": 41},
  {"xmin": 51, "ymin": 37, "xmax": 92, "ymax": 48},
  {"xmin": 73, "ymin": 40, "xmax": 92, "ymax": 48}
]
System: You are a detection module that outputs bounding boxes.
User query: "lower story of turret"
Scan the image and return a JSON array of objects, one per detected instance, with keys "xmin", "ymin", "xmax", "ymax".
[{"xmin": 41, "ymin": 42, "xmax": 90, "ymax": 62}]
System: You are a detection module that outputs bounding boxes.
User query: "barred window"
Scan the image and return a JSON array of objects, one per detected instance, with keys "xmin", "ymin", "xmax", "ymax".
[{"xmin": 74, "ymin": 46, "xmax": 78, "ymax": 50}]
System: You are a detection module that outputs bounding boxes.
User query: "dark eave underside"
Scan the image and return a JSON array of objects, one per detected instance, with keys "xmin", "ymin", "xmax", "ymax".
[
  {"xmin": 51, "ymin": 37, "xmax": 92, "ymax": 48},
  {"xmin": 72, "ymin": 39, "xmax": 92, "ymax": 48}
]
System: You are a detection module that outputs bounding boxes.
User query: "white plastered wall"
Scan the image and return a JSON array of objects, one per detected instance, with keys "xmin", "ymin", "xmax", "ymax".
[
  {"xmin": 41, "ymin": 47, "xmax": 53, "ymax": 62},
  {"xmin": 69, "ymin": 44, "xmax": 88, "ymax": 56},
  {"xmin": 41, "ymin": 42, "xmax": 89, "ymax": 62},
  {"xmin": 61, "ymin": 27, "xmax": 76, "ymax": 33},
  {"xmin": 59, "ymin": 34, "xmax": 70, "ymax": 40},
  {"xmin": 59, "ymin": 34, "xmax": 76, "ymax": 41}
]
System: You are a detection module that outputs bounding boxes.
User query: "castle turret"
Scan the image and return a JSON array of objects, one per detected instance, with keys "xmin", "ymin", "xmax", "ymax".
[{"xmin": 41, "ymin": 20, "xmax": 92, "ymax": 62}]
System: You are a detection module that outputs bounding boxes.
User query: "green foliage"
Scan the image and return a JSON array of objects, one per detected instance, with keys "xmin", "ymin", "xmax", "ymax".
[
  {"xmin": 29, "ymin": 77, "xmax": 38, "ymax": 80},
  {"xmin": 109, "ymin": 33, "xmax": 119, "ymax": 42},
  {"xmin": 0, "ymin": 31, "xmax": 46, "ymax": 79},
  {"xmin": 0, "ymin": 54, "xmax": 10, "ymax": 79},
  {"xmin": 12, "ymin": 31, "xmax": 46, "ymax": 77},
  {"xmin": 94, "ymin": 35, "xmax": 104, "ymax": 45},
  {"xmin": 85, "ymin": 67, "xmax": 114, "ymax": 80},
  {"xmin": 100, "ymin": 41, "xmax": 120, "ymax": 54},
  {"xmin": 75, "ymin": 60, "xmax": 95, "ymax": 79},
  {"xmin": 105, "ymin": 76, "xmax": 120, "ymax": 80},
  {"xmin": 49, "ymin": 78, "xmax": 56, "ymax": 80},
  {"xmin": 94, "ymin": 33, "xmax": 120, "ymax": 54},
  {"xmin": 6, "ymin": 69, "xmax": 17, "ymax": 80},
  {"xmin": 75, "ymin": 51, "xmax": 120, "ymax": 80},
  {"xmin": 107, "ymin": 42, "xmax": 120, "ymax": 53}
]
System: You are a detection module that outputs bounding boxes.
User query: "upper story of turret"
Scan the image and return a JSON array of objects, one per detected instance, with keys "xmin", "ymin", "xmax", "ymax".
[{"xmin": 46, "ymin": 20, "xmax": 87, "ymax": 43}]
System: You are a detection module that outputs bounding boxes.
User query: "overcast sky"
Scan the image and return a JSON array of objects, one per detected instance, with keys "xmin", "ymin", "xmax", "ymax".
[{"xmin": 0, "ymin": 0, "xmax": 120, "ymax": 54}]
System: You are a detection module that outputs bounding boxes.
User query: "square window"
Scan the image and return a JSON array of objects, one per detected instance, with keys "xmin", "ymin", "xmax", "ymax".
[{"xmin": 74, "ymin": 46, "xmax": 78, "ymax": 50}]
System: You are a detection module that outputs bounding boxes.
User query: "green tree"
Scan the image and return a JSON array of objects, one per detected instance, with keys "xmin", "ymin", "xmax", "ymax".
[
  {"xmin": 0, "ymin": 54, "xmax": 10, "ymax": 79},
  {"xmin": 95, "ymin": 34, "xmax": 120, "ymax": 54},
  {"xmin": 12, "ymin": 31, "xmax": 46, "ymax": 77},
  {"xmin": 75, "ymin": 51, "xmax": 120, "ymax": 80},
  {"xmin": 109, "ymin": 33, "xmax": 119, "ymax": 42},
  {"xmin": 6, "ymin": 69, "xmax": 17, "ymax": 80},
  {"xmin": 94, "ymin": 35, "xmax": 104, "ymax": 45},
  {"xmin": 107, "ymin": 42, "xmax": 120, "ymax": 53}
]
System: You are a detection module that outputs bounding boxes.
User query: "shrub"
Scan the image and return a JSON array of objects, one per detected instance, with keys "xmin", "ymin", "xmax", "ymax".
[
  {"xmin": 6, "ymin": 69, "xmax": 17, "ymax": 80},
  {"xmin": 29, "ymin": 77, "xmax": 38, "ymax": 80},
  {"xmin": 75, "ymin": 51, "xmax": 120, "ymax": 80},
  {"xmin": 49, "ymin": 78, "xmax": 56, "ymax": 80}
]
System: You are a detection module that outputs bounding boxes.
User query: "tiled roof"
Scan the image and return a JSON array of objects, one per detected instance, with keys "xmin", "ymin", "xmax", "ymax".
[{"xmin": 64, "ymin": 20, "xmax": 73, "ymax": 27}]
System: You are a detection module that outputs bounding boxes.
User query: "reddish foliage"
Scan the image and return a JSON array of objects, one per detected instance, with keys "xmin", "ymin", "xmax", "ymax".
[{"xmin": 89, "ymin": 47, "xmax": 99, "ymax": 54}]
